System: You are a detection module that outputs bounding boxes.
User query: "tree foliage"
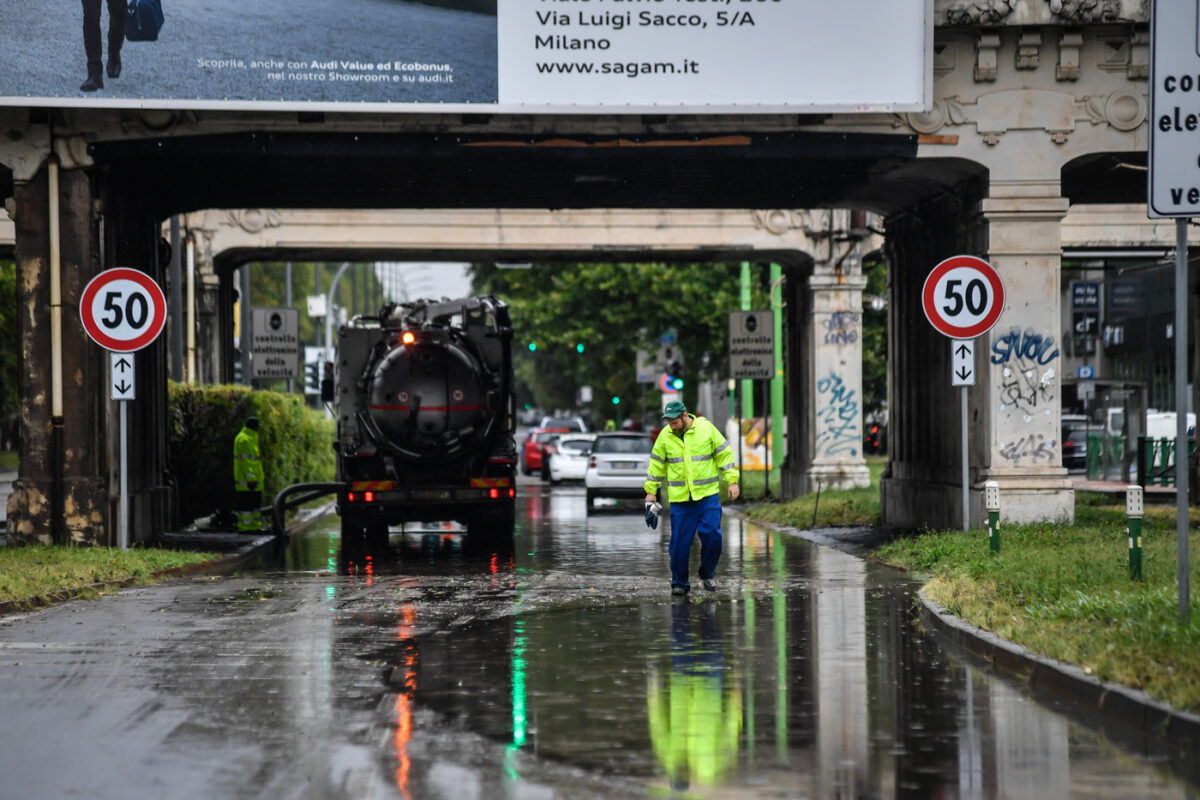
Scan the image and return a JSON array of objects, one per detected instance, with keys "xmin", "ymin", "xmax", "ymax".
[
  {"xmin": 470, "ymin": 262, "xmax": 769, "ymax": 423},
  {"xmin": 0, "ymin": 260, "xmax": 16, "ymax": 420},
  {"xmin": 861, "ymin": 253, "xmax": 888, "ymax": 423}
]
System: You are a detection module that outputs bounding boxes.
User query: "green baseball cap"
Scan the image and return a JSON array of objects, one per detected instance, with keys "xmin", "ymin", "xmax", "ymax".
[{"xmin": 661, "ymin": 400, "xmax": 687, "ymax": 419}]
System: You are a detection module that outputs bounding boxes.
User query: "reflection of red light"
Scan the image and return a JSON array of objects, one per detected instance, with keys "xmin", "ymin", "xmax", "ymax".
[
  {"xmin": 490, "ymin": 488, "xmax": 499, "ymax": 499},
  {"xmin": 490, "ymin": 555, "xmax": 498, "ymax": 574},
  {"xmin": 365, "ymin": 491, "xmax": 375, "ymax": 502},
  {"xmin": 393, "ymin": 606, "xmax": 417, "ymax": 799}
]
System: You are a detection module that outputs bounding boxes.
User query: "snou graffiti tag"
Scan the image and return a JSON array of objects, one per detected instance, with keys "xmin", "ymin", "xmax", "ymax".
[{"xmin": 991, "ymin": 327, "xmax": 1060, "ymax": 416}]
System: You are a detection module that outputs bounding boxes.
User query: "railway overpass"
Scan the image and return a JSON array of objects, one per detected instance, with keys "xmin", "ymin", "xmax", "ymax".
[{"xmin": 0, "ymin": 0, "xmax": 1169, "ymax": 543}]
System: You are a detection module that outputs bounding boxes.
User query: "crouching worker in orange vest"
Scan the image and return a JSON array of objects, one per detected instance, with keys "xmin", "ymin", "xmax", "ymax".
[{"xmin": 233, "ymin": 416, "xmax": 263, "ymax": 532}]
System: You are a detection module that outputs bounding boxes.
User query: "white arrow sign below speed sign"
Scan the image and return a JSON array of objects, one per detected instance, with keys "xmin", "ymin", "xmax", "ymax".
[
  {"xmin": 79, "ymin": 267, "xmax": 168, "ymax": 352},
  {"xmin": 921, "ymin": 255, "xmax": 1005, "ymax": 339}
]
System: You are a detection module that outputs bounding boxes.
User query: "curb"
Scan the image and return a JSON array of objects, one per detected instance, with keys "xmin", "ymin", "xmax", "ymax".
[{"xmin": 916, "ymin": 589, "xmax": 1200, "ymax": 773}]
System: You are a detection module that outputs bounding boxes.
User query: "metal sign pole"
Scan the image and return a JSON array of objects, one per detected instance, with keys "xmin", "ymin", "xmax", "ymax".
[
  {"xmin": 119, "ymin": 399, "xmax": 128, "ymax": 551},
  {"xmin": 962, "ymin": 385, "xmax": 969, "ymax": 534},
  {"xmin": 1175, "ymin": 217, "xmax": 1191, "ymax": 625}
]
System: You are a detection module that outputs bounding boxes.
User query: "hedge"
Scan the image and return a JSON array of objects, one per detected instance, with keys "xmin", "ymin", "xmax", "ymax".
[{"xmin": 168, "ymin": 383, "xmax": 335, "ymax": 524}]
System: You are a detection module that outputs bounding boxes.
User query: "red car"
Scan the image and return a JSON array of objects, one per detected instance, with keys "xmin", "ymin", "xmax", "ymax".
[{"xmin": 522, "ymin": 428, "xmax": 569, "ymax": 475}]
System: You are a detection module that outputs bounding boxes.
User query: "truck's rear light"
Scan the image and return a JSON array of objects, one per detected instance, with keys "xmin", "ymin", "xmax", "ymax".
[
  {"xmin": 347, "ymin": 491, "xmax": 375, "ymax": 503},
  {"xmin": 348, "ymin": 492, "xmax": 355, "ymax": 502},
  {"xmin": 489, "ymin": 488, "xmax": 499, "ymax": 499},
  {"xmin": 508, "ymin": 488, "xmax": 515, "ymax": 498},
  {"xmin": 364, "ymin": 491, "xmax": 375, "ymax": 503}
]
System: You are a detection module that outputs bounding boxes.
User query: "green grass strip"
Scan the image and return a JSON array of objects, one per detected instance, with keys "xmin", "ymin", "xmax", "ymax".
[
  {"xmin": 0, "ymin": 545, "xmax": 218, "ymax": 609},
  {"xmin": 874, "ymin": 500, "xmax": 1200, "ymax": 713}
]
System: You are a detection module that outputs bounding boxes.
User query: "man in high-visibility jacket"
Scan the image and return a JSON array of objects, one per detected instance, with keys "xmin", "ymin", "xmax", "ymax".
[
  {"xmin": 644, "ymin": 401, "xmax": 739, "ymax": 595},
  {"xmin": 233, "ymin": 416, "xmax": 263, "ymax": 532}
]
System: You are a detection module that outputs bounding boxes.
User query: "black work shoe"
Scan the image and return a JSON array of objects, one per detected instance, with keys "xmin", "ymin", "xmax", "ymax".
[
  {"xmin": 80, "ymin": 71, "xmax": 103, "ymax": 92},
  {"xmin": 107, "ymin": 54, "xmax": 121, "ymax": 79},
  {"xmin": 671, "ymin": 586, "xmax": 687, "ymax": 596},
  {"xmin": 702, "ymin": 578, "xmax": 717, "ymax": 591}
]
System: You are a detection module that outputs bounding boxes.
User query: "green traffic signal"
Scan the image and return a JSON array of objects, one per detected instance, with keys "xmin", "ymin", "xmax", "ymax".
[
  {"xmin": 528, "ymin": 342, "xmax": 537, "ymax": 352},
  {"xmin": 576, "ymin": 343, "xmax": 585, "ymax": 353},
  {"xmin": 611, "ymin": 395, "xmax": 620, "ymax": 405},
  {"xmin": 670, "ymin": 376, "xmax": 684, "ymax": 390}
]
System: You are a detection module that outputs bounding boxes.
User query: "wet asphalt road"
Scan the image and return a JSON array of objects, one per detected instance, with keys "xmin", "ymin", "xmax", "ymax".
[{"xmin": 0, "ymin": 482, "xmax": 1198, "ymax": 799}]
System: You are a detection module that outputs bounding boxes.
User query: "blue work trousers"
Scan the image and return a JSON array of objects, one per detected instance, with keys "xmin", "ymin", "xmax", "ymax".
[{"xmin": 668, "ymin": 492, "xmax": 723, "ymax": 591}]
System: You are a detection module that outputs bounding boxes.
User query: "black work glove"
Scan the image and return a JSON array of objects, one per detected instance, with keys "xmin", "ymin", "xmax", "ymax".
[{"xmin": 645, "ymin": 501, "xmax": 661, "ymax": 529}]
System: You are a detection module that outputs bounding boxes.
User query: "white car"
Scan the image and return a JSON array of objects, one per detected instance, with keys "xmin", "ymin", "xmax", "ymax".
[
  {"xmin": 546, "ymin": 434, "xmax": 596, "ymax": 484},
  {"xmin": 584, "ymin": 432, "xmax": 654, "ymax": 511}
]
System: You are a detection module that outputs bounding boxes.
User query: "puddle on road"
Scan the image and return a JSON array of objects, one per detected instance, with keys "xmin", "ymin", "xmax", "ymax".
[{"xmin": 275, "ymin": 487, "xmax": 1198, "ymax": 798}]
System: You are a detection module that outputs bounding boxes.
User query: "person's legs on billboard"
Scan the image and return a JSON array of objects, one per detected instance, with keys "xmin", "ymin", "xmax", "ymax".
[{"xmin": 81, "ymin": 0, "xmax": 105, "ymax": 91}]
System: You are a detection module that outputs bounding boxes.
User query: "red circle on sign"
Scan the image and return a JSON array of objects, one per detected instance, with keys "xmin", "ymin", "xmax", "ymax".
[
  {"xmin": 921, "ymin": 255, "xmax": 1005, "ymax": 339},
  {"xmin": 79, "ymin": 268, "xmax": 168, "ymax": 352}
]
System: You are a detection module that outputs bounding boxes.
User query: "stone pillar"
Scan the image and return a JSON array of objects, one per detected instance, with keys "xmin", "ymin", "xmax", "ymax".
[
  {"xmin": 803, "ymin": 264, "xmax": 871, "ymax": 494},
  {"xmin": 7, "ymin": 166, "xmax": 109, "ymax": 544},
  {"xmin": 978, "ymin": 181, "xmax": 1073, "ymax": 523}
]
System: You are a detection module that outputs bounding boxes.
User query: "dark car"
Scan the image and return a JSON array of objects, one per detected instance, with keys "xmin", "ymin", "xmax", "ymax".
[{"xmin": 1062, "ymin": 423, "xmax": 1104, "ymax": 470}]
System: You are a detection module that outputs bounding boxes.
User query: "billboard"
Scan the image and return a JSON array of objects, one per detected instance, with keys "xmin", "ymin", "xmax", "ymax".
[{"xmin": 0, "ymin": 0, "xmax": 930, "ymax": 113}]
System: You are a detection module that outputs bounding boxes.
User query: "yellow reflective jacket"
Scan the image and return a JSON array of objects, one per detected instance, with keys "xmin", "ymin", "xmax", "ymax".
[
  {"xmin": 644, "ymin": 415, "xmax": 738, "ymax": 503},
  {"xmin": 233, "ymin": 426, "xmax": 262, "ymax": 490}
]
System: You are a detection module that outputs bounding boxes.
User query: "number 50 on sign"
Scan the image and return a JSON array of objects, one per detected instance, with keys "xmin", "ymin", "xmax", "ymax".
[
  {"xmin": 921, "ymin": 255, "xmax": 1005, "ymax": 340},
  {"xmin": 79, "ymin": 267, "xmax": 168, "ymax": 352}
]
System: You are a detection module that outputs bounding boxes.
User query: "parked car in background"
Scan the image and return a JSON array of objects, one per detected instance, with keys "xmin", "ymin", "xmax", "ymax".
[
  {"xmin": 1061, "ymin": 420, "xmax": 1105, "ymax": 471},
  {"xmin": 545, "ymin": 433, "xmax": 596, "ymax": 484},
  {"xmin": 538, "ymin": 415, "xmax": 588, "ymax": 433},
  {"xmin": 584, "ymin": 432, "xmax": 654, "ymax": 511},
  {"xmin": 522, "ymin": 427, "xmax": 569, "ymax": 475}
]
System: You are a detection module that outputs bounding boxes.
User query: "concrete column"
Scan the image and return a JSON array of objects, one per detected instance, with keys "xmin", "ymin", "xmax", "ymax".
[
  {"xmin": 7, "ymin": 166, "xmax": 108, "ymax": 544},
  {"xmin": 804, "ymin": 262, "xmax": 871, "ymax": 494},
  {"xmin": 978, "ymin": 182, "xmax": 1073, "ymax": 523}
]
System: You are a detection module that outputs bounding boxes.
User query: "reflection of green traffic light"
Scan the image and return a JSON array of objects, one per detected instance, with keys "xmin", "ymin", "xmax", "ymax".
[
  {"xmin": 528, "ymin": 342, "xmax": 537, "ymax": 352},
  {"xmin": 576, "ymin": 343, "xmax": 585, "ymax": 353},
  {"xmin": 611, "ymin": 396, "xmax": 620, "ymax": 405}
]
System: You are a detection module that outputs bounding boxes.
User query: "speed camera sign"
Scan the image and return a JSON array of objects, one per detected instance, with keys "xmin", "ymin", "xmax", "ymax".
[
  {"xmin": 79, "ymin": 268, "xmax": 168, "ymax": 352},
  {"xmin": 921, "ymin": 255, "xmax": 1005, "ymax": 339}
]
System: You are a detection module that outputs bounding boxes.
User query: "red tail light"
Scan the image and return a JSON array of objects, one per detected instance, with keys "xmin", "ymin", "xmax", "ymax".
[
  {"xmin": 508, "ymin": 488, "xmax": 515, "ymax": 498},
  {"xmin": 364, "ymin": 491, "xmax": 375, "ymax": 502},
  {"xmin": 590, "ymin": 457, "xmax": 597, "ymax": 468},
  {"xmin": 348, "ymin": 492, "xmax": 355, "ymax": 502},
  {"xmin": 489, "ymin": 488, "xmax": 499, "ymax": 499}
]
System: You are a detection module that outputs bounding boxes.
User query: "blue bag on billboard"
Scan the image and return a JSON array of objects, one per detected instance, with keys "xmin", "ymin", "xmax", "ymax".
[{"xmin": 126, "ymin": 0, "xmax": 164, "ymax": 42}]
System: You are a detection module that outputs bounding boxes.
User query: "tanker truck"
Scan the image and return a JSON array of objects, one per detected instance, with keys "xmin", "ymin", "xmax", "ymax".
[{"xmin": 323, "ymin": 295, "xmax": 516, "ymax": 546}]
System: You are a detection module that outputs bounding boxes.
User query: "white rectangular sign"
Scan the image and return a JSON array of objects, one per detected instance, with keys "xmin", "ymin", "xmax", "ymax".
[
  {"xmin": 951, "ymin": 338, "xmax": 974, "ymax": 387},
  {"xmin": 0, "ymin": 0, "xmax": 929, "ymax": 113},
  {"xmin": 1150, "ymin": 0, "xmax": 1200, "ymax": 217},
  {"xmin": 111, "ymin": 352, "xmax": 135, "ymax": 400},
  {"xmin": 251, "ymin": 307, "xmax": 300, "ymax": 380},
  {"xmin": 729, "ymin": 310, "xmax": 774, "ymax": 380}
]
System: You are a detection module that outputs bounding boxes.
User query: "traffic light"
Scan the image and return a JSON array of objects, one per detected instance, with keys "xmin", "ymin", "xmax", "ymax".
[
  {"xmin": 611, "ymin": 395, "xmax": 620, "ymax": 405},
  {"xmin": 304, "ymin": 360, "xmax": 320, "ymax": 395},
  {"xmin": 666, "ymin": 359, "xmax": 684, "ymax": 391},
  {"xmin": 528, "ymin": 342, "xmax": 537, "ymax": 352},
  {"xmin": 576, "ymin": 342, "xmax": 585, "ymax": 353}
]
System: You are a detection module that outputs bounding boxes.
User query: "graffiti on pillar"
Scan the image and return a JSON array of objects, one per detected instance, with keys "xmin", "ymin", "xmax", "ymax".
[
  {"xmin": 815, "ymin": 372, "xmax": 859, "ymax": 456},
  {"xmin": 990, "ymin": 327, "xmax": 1059, "ymax": 366},
  {"xmin": 822, "ymin": 312, "xmax": 861, "ymax": 346},
  {"xmin": 998, "ymin": 433, "xmax": 1057, "ymax": 465},
  {"xmin": 990, "ymin": 327, "xmax": 1059, "ymax": 417}
]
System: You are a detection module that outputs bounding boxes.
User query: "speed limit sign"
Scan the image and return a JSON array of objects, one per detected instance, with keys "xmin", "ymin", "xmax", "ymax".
[
  {"xmin": 79, "ymin": 267, "xmax": 167, "ymax": 352},
  {"xmin": 921, "ymin": 255, "xmax": 1005, "ymax": 339}
]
